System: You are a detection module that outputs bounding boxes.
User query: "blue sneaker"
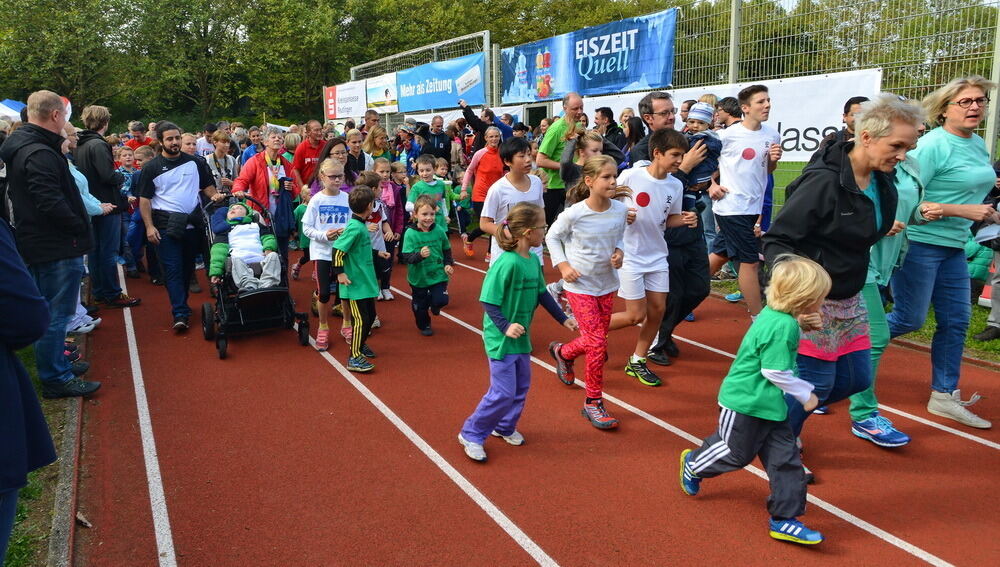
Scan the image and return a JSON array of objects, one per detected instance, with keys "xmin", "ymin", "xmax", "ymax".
[
  {"xmin": 813, "ymin": 405, "xmax": 829, "ymax": 415},
  {"xmin": 769, "ymin": 518, "xmax": 824, "ymax": 545},
  {"xmin": 725, "ymin": 291, "xmax": 743, "ymax": 302},
  {"xmin": 684, "ymin": 312, "xmax": 695, "ymax": 322},
  {"xmin": 851, "ymin": 412, "xmax": 911, "ymax": 447},
  {"xmin": 679, "ymin": 449, "xmax": 701, "ymax": 495}
]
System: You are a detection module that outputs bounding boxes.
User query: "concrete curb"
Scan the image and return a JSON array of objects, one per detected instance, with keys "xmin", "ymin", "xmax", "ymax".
[{"xmin": 46, "ymin": 396, "xmax": 81, "ymax": 567}]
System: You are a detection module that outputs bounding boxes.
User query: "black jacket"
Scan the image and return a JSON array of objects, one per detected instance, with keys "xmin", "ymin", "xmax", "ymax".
[
  {"xmin": 631, "ymin": 133, "xmax": 651, "ymax": 163},
  {"xmin": 75, "ymin": 129, "xmax": 125, "ymax": 210},
  {"xmin": 0, "ymin": 124, "xmax": 92, "ymax": 264},
  {"xmin": 418, "ymin": 129, "xmax": 453, "ymax": 164},
  {"xmin": 603, "ymin": 122, "xmax": 627, "ymax": 152},
  {"xmin": 762, "ymin": 141, "xmax": 897, "ymax": 300}
]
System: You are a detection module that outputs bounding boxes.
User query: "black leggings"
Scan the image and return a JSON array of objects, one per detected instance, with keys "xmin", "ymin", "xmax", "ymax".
[
  {"xmin": 348, "ymin": 298, "xmax": 376, "ymax": 358},
  {"xmin": 467, "ymin": 201, "xmax": 487, "ymax": 241},
  {"xmin": 315, "ymin": 260, "xmax": 338, "ymax": 304},
  {"xmin": 378, "ymin": 240, "xmax": 396, "ymax": 290},
  {"xmin": 543, "ymin": 188, "xmax": 566, "ymax": 226},
  {"xmin": 297, "ymin": 247, "xmax": 311, "ymax": 266}
]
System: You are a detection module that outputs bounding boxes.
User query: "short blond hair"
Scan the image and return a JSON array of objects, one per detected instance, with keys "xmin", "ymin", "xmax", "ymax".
[
  {"xmin": 922, "ymin": 75, "xmax": 997, "ymax": 125},
  {"xmin": 133, "ymin": 145, "xmax": 155, "ymax": 160},
  {"xmin": 317, "ymin": 157, "xmax": 343, "ymax": 176},
  {"xmin": 27, "ymin": 90, "xmax": 64, "ymax": 121},
  {"xmin": 765, "ymin": 255, "xmax": 831, "ymax": 315},
  {"xmin": 855, "ymin": 93, "xmax": 923, "ymax": 139},
  {"xmin": 81, "ymin": 105, "xmax": 111, "ymax": 130},
  {"xmin": 697, "ymin": 93, "xmax": 718, "ymax": 107}
]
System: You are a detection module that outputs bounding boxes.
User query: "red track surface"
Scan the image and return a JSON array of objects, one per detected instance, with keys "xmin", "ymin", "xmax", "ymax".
[{"xmin": 75, "ymin": 236, "xmax": 999, "ymax": 566}]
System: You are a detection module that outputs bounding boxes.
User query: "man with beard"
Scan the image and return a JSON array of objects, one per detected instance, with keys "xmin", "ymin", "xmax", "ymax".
[{"xmin": 137, "ymin": 122, "xmax": 224, "ymax": 331}]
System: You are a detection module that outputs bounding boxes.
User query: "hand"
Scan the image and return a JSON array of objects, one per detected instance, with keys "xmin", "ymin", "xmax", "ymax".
[
  {"xmin": 558, "ymin": 262, "xmax": 582, "ymax": 283},
  {"xmin": 459, "ymin": 190, "xmax": 468, "ymax": 201},
  {"xmin": 383, "ymin": 229, "xmax": 394, "ymax": 241},
  {"xmin": 337, "ymin": 273, "xmax": 351, "ymax": 285},
  {"xmin": 679, "ymin": 140, "xmax": 707, "ymax": 172},
  {"xmin": 709, "ymin": 182, "xmax": 729, "ymax": 200},
  {"xmin": 626, "ymin": 207, "xmax": 637, "ymax": 225},
  {"xmin": 367, "ymin": 223, "xmax": 379, "ymax": 233},
  {"xmin": 886, "ymin": 220, "xmax": 906, "ymax": 237},
  {"xmin": 610, "ymin": 248, "xmax": 624, "ymax": 269},
  {"xmin": 802, "ymin": 393, "xmax": 819, "ymax": 413},
  {"xmin": 283, "ymin": 179, "xmax": 294, "ymax": 192},
  {"xmin": 325, "ymin": 228, "xmax": 339, "ymax": 240},
  {"xmin": 420, "ymin": 246, "xmax": 431, "ymax": 258},
  {"xmin": 504, "ymin": 322, "xmax": 525, "ymax": 339},
  {"xmin": 378, "ymin": 251, "xmax": 391, "ymax": 259},
  {"xmin": 210, "ymin": 192, "xmax": 225, "ymax": 203},
  {"xmin": 920, "ymin": 202, "xmax": 943, "ymax": 221},
  {"xmin": 680, "ymin": 211, "xmax": 698, "ymax": 228},
  {"xmin": 210, "ymin": 276, "xmax": 222, "ymax": 285},
  {"xmin": 444, "ymin": 265, "xmax": 454, "ymax": 276},
  {"xmin": 966, "ymin": 204, "xmax": 1000, "ymax": 223},
  {"xmin": 797, "ymin": 312, "xmax": 823, "ymax": 332},
  {"xmin": 458, "ymin": 99, "xmax": 467, "ymax": 108},
  {"xmin": 146, "ymin": 226, "xmax": 161, "ymax": 245},
  {"xmin": 232, "ymin": 191, "xmax": 247, "ymax": 198},
  {"xmin": 753, "ymin": 224, "xmax": 762, "ymax": 238},
  {"xmin": 393, "ymin": 232, "xmax": 401, "ymax": 241},
  {"xmin": 127, "ymin": 196, "xmax": 137, "ymax": 205},
  {"xmin": 768, "ymin": 143, "xmax": 783, "ymax": 163},
  {"xmin": 563, "ymin": 318, "xmax": 579, "ymax": 332},
  {"xmin": 221, "ymin": 178, "xmax": 234, "ymax": 187},
  {"xmin": 100, "ymin": 203, "xmax": 115, "ymax": 215}
]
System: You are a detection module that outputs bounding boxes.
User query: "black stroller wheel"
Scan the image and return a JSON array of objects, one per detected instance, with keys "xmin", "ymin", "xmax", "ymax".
[
  {"xmin": 202, "ymin": 302, "xmax": 216, "ymax": 340},
  {"xmin": 298, "ymin": 320, "xmax": 310, "ymax": 346},
  {"xmin": 216, "ymin": 336, "xmax": 228, "ymax": 359}
]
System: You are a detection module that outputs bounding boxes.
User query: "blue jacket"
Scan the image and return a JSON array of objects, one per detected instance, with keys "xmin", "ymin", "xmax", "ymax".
[{"xmin": 0, "ymin": 217, "xmax": 57, "ymax": 493}]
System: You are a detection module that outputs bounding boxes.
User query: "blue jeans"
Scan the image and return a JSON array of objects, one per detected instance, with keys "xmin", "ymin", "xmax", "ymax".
[
  {"xmin": 155, "ymin": 228, "xmax": 199, "ymax": 318},
  {"xmin": 89, "ymin": 213, "xmax": 122, "ymax": 300},
  {"xmin": 126, "ymin": 211, "xmax": 161, "ymax": 278},
  {"xmin": 28, "ymin": 256, "xmax": 84, "ymax": 385},
  {"xmin": 120, "ymin": 211, "xmax": 136, "ymax": 270},
  {"xmin": 886, "ymin": 242, "xmax": 969, "ymax": 393},
  {"xmin": 700, "ymin": 194, "xmax": 717, "ymax": 251},
  {"xmin": 786, "ymin": 350, "xmax": 872, "ymax": 437},
  {"xmin": 0, "ymin": 489, "xmax": 17, "ymax": 563}
]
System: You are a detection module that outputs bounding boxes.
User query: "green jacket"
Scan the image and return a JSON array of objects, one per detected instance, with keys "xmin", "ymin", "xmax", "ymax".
[{"xmin": 966, "ymin": 235, "xmax": 993, "ymax": 282}]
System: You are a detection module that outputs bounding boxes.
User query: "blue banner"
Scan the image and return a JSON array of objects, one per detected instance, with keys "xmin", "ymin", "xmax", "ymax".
[
  {"xmin": 501, "ymin": 8, "xmax": 677, "ymax": 104},
  {"xmin": 397, "ymin": 52, "xmax": 486, "ymax": 113}
]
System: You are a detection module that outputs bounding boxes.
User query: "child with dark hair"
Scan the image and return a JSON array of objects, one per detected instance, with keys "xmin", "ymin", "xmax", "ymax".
[
  {"xmin": 332, "ymin": 185, "xmax": 380, "ymax": 372},
  {"xmin": 480, "ymin": 137, "xmax": 544, "ymax": 266}
]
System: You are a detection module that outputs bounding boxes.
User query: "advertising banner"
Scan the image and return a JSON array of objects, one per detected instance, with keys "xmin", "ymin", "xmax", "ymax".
[
  {"xmin": 323, "ymin": 81, "xmax": 367, "ymax": 120},
  {"xmin": 397, "ymin": 52, "xmax": 486, "ymax": 113},
  {"xmin": 323, "ymin": 86, "xmax": 336, "ymax": 120},
  {"xmin": 501, "ymin": 8, "xmax": 677, "ymax": 104},
  {"xmin": 578, "ymin": 69, "xmax": 883, "ymax": 162},
  {"xmin": 366, "ymin": 73, "xmax": 399, "ymax": 113}
]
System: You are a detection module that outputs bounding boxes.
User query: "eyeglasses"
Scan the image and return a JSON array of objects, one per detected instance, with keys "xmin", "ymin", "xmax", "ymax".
[
  {"xmin": 530, "ymin": 225, "xmax": 549, "ymax": 231},
  {"xmin": 948, "ymin": 97, "xmax": 990, "ymax": 109},
  {"xmin": 645, "ymin": 110, "xmax": 676, "ymax": 117}
]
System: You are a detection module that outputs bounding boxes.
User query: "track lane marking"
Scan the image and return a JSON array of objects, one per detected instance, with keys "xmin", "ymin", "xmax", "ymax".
[{"xmin": 390, "ymin": 285, "xmax": 956, "ymax": 567}]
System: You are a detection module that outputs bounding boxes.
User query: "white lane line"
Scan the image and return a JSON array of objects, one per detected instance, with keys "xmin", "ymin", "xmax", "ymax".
[
  {"xmin": 303, "ymin": 330, "xmax": 558, "ymax": 566},
  {"xmin": 390, "ymin": 286, "xmax": 955, "ymax": 567},
  {"xmin": 117, "ymin": 269, "xmax": 177, "ymax": 567},
  {"xmin": 454, "ymin": 262, "xmax": 1000, "ymax": 451}
]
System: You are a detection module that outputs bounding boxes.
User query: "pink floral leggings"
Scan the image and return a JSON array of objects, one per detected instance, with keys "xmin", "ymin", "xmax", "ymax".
[{"xmin": 560, "ymin": 291, "xmax": 615, "ymax": 399}]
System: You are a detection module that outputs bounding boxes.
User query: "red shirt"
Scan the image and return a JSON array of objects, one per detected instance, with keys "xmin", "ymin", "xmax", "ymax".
[
  {"xmin": 292, "ymin": 138, "xmax": 323, "ymax": 185},
  {"xmin": 124, "ymin": 137, "xmax": 153, "ymax": 150}
]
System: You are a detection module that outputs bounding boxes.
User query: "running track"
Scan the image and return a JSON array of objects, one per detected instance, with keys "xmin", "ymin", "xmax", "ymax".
[{"xmin": 74, "ymin": 236, "xmax": 999, "ymax": 566}]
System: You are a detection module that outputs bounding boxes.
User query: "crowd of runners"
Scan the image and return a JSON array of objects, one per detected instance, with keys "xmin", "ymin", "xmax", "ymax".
[{"xmin": 2, "ymin": 73, "xmax": 999, "ymax": 554}]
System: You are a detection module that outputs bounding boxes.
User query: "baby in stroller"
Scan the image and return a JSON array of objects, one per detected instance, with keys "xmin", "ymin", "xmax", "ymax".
[{"xmin": 209, "ymin": 203, "xmax": 281, "ymax": 291}]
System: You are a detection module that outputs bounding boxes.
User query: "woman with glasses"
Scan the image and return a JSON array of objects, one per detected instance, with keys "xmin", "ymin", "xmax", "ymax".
[
  {"xmin": 305, "ymin": 137, "xmax": 350, "ymax": 196},
  {"xmin": 885, "ymin": 75, "xmax": 999, "ymax": 429}
]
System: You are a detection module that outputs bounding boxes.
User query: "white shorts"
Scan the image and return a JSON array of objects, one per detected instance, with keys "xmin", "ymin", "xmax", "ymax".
[{"xmin": 617, "ymin": 268, "xmax": 670, "ymax": 300}]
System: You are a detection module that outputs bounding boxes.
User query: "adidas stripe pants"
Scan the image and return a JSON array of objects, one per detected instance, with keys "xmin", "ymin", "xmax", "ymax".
[{"xmin": 688, "ymin": 407, "xmax": 807, "ymax": 519}]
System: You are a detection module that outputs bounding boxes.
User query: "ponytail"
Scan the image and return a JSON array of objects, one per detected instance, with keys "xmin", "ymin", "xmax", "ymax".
[{"xmin": 495, "ymin": 202, "xmax": 544, "ymax": 252}]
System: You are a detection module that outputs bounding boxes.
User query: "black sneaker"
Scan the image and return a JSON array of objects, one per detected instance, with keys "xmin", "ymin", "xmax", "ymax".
[
  {"xmin": 71, "ymin": 360, "xmax": 90, "ymax": 376},
  {"xmin": 431, "ymin": 305, "xmax": 442, "ymax": 316},
  {"xmin": 126, "ymin": 269, "xmax": 141, "ymax": 279},
  {"xmin": 420, "ymin": 327, "xmax": 434, "ymax": 336},
  {"xmin": 97, "ymin": 293, "xmax": 141, "ymax": 308},
  {"xmin": 42, "ymin": 378, "xmax": 101, "ymax": 399},
  {"xmin": 173, "ymin": 316, "xmax": 190, "ymax": 332},
  {"xmin": 663, "ymin": 341, "xmax": 680, "ymax": 358},
  {"xmin": 973, "ymin": 325, "xmax": 1000, "ymax": 341},
  {"xmin": 151, "ymin": 277, "xmax": 164, "ymax": 286},
  {"xmin": 646, "ymin": 350, "xmax": 672, "ymax": 367},
  {"xmin": 360, "ymin": 344, "xmax": 377, "ymax": 358},
  {"xmin": 625, "ymin": 358, "xmax": 662, "ymax": 386}
]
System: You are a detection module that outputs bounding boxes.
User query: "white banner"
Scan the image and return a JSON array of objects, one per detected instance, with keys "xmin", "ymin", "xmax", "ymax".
[
  {"xmin": 580, "ymin": 69, "xmax": 883, "ymax": 161},
  {"xmin": 334, "ymin": 80, "xmax": 367, "ymax": 119},
  {"xmin": 366, "ymin": 73, "xmax": 399, "ymax": 114}
]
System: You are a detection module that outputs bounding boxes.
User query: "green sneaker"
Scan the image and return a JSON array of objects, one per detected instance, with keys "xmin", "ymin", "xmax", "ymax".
[{"xmin": 625, "ymin": 358, "xmax": 661, "ymax": 386}]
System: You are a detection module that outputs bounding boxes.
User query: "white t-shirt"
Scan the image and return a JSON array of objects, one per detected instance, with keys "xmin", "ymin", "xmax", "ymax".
[
  {"xmin": 366, "ymin": 200, "xmax": 388, "ymax": 252},
  {"xmin": 302, "ymin": 191, "xmax": 351, "ymax": 261},
  {"xmin": 713, "ymin": 122, "xmax": 780, "ymax": 216},
  {"xmin": 482, "ymin": 174, "xmax": 545, "ymax": 265},
  {"xmin": 617, "ymin": 166, "xmax": 682, "ymax": 272},
  {"xmin": 196, "ymin": 137, "xmax": 215, "ymax": 156},
  {"xmin": 546, "ymin": 199, "xmax": 627, "ymax": 296}
]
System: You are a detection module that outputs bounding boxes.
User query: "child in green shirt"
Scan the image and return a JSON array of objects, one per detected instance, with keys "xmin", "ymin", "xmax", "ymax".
[
  {"xmin": 400, "ymin": 196, "xmax": 455, "ymax": 336},
  {"xmin": 458, "ymin": 202, "xmax": 578, "ymax": 463},
  {"xmin": 407, "ymin": 154, "xmax": 448, "ymax": 228},
  {"xmin": 291, "ymin": 195, "xmax": 311, "ymax": 280},
  {"xmin": 680, "ymin": 255, "xmax": 830, "ymax": 546},
  {"xmin": 332, "ymin": 186, "xmax": 381, "ymax": 373}
]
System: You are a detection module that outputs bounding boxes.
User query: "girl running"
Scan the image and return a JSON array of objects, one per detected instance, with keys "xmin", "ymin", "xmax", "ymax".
[
  {"xmin": 458, "ymin": 203, "xmax": 578, "ymax": 462},
  {"xmin": 460, "ymin": 126, "xmax": 504, "ymax": 258},
  {"xmin": 547, "ymin": 155, "xmax": 630, "ymax": 429}
]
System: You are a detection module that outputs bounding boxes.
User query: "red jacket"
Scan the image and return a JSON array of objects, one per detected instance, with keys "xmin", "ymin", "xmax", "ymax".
[{"xmin": 232, "ymin": 151, "xmax": 298, "ymax": 212}]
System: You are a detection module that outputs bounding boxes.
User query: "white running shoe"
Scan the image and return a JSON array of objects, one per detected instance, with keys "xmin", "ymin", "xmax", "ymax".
[
  {"xmin": 491, "ymin": 430, "xmax": 525, "ymax": 446},
  {"xmin": 381, "ymin": 289, "xmax": 394, "ymax": 301},
  {"xmin": 458, "ymin": 434, "xmax": 487, "ymax": 461},
  {"xmin": 927, "ymin": 389, "xmax": 991, "ymax": 429},
  {"xmin": 371, "ymin": 315, "xmax": 382, "ymax": 329}
]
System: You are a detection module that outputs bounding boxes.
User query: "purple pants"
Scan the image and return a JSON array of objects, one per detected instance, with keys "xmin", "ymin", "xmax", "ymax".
[{"xmin": 460, "ymin": 354, "xmax": 532, "ymax": 444}]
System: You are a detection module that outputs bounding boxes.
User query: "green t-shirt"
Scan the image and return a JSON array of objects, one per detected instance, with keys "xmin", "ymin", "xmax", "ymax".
[
  {"xmin": 332, "ymin": 216, "xmax": 378, "ymax": 300},
  {"xmin": 537, "ymin": 117, "xmax": 571, "ymax": 189},
  {"xmin": 293, "ymin": 203, "xmax": 309, "ymax": 249},
  {"xmin": 479, "ymin": 250, "xmax": 546, "ymax": 360},
  {"xmin": 717, "ymin": 307, "xmax": 800, "ymax": 421},
  {"xmin": 907, "ymin": 127, "xmax": 996, "ymax": 249},
  {"xmin": 408, "ymin": 180, "xmax": 448, "ymax": 227},
  {"xmin": 403, "ymin": 224, "xmax": 451, "ymax": 288}
]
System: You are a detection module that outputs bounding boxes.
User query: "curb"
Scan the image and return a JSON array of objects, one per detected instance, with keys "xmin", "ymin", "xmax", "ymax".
[
  {"xmin": 706, "ymin": 290, "xmax": 1000, "ymax": 370},
  {"xmin": 47, "ymin": 396, "xmax": 81, "ymax": 567}
]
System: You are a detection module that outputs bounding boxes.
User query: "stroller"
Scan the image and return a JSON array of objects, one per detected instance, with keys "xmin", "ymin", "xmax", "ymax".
[{"xmin": 200, "ymin": 195, "xmax": 309, "ymax": 358}]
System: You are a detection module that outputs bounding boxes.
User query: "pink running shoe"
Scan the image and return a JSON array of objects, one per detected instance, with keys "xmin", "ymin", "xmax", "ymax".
[{"xmin": 315, "ymin": 328, "xmax": 330, "ymax": 351}]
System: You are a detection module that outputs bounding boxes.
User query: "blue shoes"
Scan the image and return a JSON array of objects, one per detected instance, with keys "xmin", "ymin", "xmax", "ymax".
[
  {"xmin": 684, "ymin": 312, "xmax": 696, "ymax": 322},
  {"xmin": 679, "ymin": 449, "xmax": 701, "ymax": 495},
  {"xmin": 851, "ymin": 412, "xmax": 911, "ymax": 447},
  {"xmin": 725, "ymin": 291, "xmax": 743, "ymax": 302},
  {"xmin": 769, "ymin": 518, "xmax": 824, "ymax": 545}
]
